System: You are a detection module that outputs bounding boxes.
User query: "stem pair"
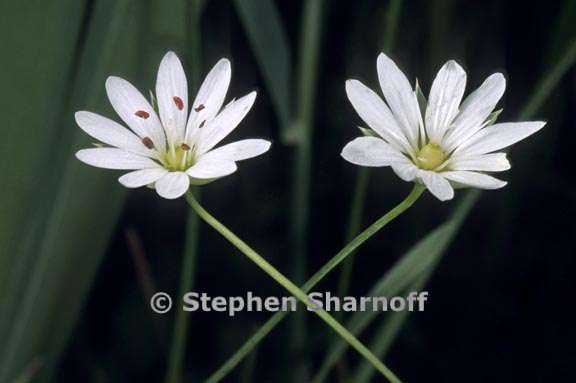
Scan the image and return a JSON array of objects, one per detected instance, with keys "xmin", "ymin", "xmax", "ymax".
[{"xmin": 194, "ymin": 185, "xmax": 425, "ymax": 382}]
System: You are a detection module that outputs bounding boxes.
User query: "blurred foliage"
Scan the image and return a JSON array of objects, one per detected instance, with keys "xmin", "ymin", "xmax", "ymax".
[
  {"xmin": 233, "ymin": 0, "xmax": 292, "ymax": 136},
  {"xmin": 0, "ymin": 1, "xmax": 139, "ymax": 381}
]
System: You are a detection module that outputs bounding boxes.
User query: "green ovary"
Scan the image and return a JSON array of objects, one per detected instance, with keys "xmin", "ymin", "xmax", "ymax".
[{"xmin": 416, "ymin": 143, "xmax": 446, "ymax": 170}]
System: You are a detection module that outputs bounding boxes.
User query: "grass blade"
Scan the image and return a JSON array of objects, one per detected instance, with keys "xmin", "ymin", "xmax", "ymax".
[
  {"xmin": 239, "ymin": 330, "xmax": 259, "ymax": 383},
  {"xmin": 289, "ymin": 1, "xmax": 327, "ymax": 379},
  {"xmin": 0, "ymin": 0, "xmax": 86, "ymax": 311},
  {"xmin": 0, "ymin": 0, "xmax": 88, "ymax": 377},
  {"xmin": 518, "ymin": 38, "xmax": 576, "ymax": 120},
  {"xmin": 352, "ymin": 194, "xmax": 478, "ymax": 383},
  {"xmin": 233, "ymin": 0, "xmax": 292, "ymax": 136},
  {"xmin": 0, "ymin": 0, "xmax": 142, "ymax": 381},
  {"xmin": 312, "ymin": 192, "xmax": 479, "ymax": 383},
  {"xmin": 353, "ymin": 277, "xmax": 426, "ymax": 383}
]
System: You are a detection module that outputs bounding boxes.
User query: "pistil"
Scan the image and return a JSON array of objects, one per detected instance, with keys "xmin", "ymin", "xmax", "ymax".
[{"xmin": 416, "ymin": 143, "xmax": 446, "ymax": 170}]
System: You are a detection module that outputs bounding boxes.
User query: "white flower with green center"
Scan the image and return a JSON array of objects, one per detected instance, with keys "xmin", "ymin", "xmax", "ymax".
[
  {"xmin": 342, "ymin": 53, "xmax": 546, "ymax": 201},
  {"xmin": 75, "ymin": 51, "xmax": 271, "ymax": 199}
]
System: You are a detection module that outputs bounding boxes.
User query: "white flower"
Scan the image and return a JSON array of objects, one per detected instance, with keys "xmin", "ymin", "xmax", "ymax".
[
  {"xmin": 75, "ymin": 51, "xmax": 271, "ymax": 199},
  {"xmin": 342, "ymin": 53, "xmax": 546, "ymax": 201}
]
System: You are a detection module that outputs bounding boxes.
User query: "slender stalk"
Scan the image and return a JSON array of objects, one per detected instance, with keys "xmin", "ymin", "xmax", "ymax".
[
  {"xmin": 289, "ymin": 1, "xmax": 325, "ymax": 377},
  {"xmin": 163, "ymin": 1, "xmax": 202, "ymax": 382},
  {"xmin": 186, "ymin": 191, "xmax": 404, "ymax": 383},
  {"xmin": 204, "ymin": 185, "xmax": 424, "ymax": 383}
]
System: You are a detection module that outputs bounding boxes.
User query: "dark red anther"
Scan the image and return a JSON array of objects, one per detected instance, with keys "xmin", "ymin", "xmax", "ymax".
[
  {"xmin": 142, "ymin": 137, "xmax": 154, "ymax": 149},
  {"xmin": 173, "ymin": 96, "xmax": 184, "ymax": 110},
  {"xmin": 181, "ymin": 143, "xmax": 191, "ymax": 151},
  {"xmin": 135, "ymin": 110, "xmax": 150, "ymax": 119},
  {"xmin": 199, "ymin": 120, "xmax": 206, "ymax": 128},
  {"xmin": 194, "ymin": 104, "xmax": 205, "ymax": 112}
]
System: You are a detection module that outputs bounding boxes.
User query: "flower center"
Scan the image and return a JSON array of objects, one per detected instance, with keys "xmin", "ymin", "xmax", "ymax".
[
  {"xmin": 163, "ymin": 143, "xmax": 196, "ymax": 171},
  {"xmin": 416, "ymin": 143, "xmax": 446, "ymax": 170}
]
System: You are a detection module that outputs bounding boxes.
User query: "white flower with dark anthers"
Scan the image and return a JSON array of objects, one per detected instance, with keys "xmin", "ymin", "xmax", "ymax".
[
  {"xmin": 75, "ymin": 51, "xmax": 271, "ymax": 199},
  {"xmin": 342, "ymin": 53, "xmax": 546, "ymax": 201}
]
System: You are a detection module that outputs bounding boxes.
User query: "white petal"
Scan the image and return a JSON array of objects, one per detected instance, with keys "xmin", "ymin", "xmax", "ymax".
[
  {"xmin": 186, "ymin": 159, "xmax": 237, "ymax": 179},
  {"xmin": 418, "ymin": 170, "xmax": 454, "ymax": 201},
  {"xmin": 425, "ymin": 60, "xmax": 467, "ymax": 143},
  {"xmin": 341, "ymin": 137, "xmax": 407, "ymax": 167},
  {"xmin": 376, "ymin": 53, "xmax": 421, "ymax": 148},
  {"xmin": 448, "ymin": 153, "xmax": 510, "ymax": 172},
  {"xmin": 118, "ymin": 168, "xmax": 168, "ymax": 188},
  {"xmin": 441, "ymin": 171, "xmax": 507, "ymax": 189},
  {"xmin": 455, "ymin": 121, "xmax": 546, "ymax": 156},
  {"xmin": 200, "ymin": 139, "xmax": 271, "ymax": 162},
  {"xmin": 156, "ymin": 51, "xmax": 188, "ymax": 145},
  {"xmin": 106, "ymin": 76, "xmax": 166, "ymax": 152},
  {"xmin": 186, "ymin": 58, "xmax": 232, "ymax": 141},
  {"xmin": 155, "ymin": 172, "xmax": 190, "ymax": 199},
  {"xmin": 195, "ymin": 92, "xmax": 257, "ymax": 155},
  {"xmin": 345, "ymin": 80, "xmax": 414, "ymax": 154},
  {"xmin": 391, "ymin": 161, "xmax": 419, "ymax": 182},
  {"xmin": 76, "ymin": 148, "xmax": 160, "ymax": 170},
  {"xmin": 442, "ymin": 73, "xmax": 506, "ymax": 151},
  {"xmin": 75, "ymin": 111, "xmax": 156, "ymax": 158}
]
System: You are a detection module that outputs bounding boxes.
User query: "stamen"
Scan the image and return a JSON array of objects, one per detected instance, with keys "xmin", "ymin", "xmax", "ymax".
[
  {"xmin": 199, "ymin": 120, "xmax": 206, "ymax": 128},
  {"xmin": 135, "ymin": 110, "xmax": 150, "ymax": 119},
  {"xmin": 181, "ymin": 143, "xmax": 191, "ymax": 151},
  {"xmin": 142, "ymin": 137, "xmax": 155, "ymax": 149},
  {"xmin": 194, "ymin": 104, "xmax": 205, "ymax": 112},
  {"xmin": 173, "ymin": 96, "xmax": 184, "ymax": 110},
  {"xmin": 179, "ymin": 147, "xmax": 189, "ymax": 169}
]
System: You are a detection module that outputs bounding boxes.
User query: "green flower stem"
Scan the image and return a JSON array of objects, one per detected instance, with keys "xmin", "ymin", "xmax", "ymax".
[
  {"xmin": 203, "ymin": 184, "xmax": 424, "ymax": 383},
  {"xmin": 185, "ymin": 191, "xmax": 406, "ymax": 383}
]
